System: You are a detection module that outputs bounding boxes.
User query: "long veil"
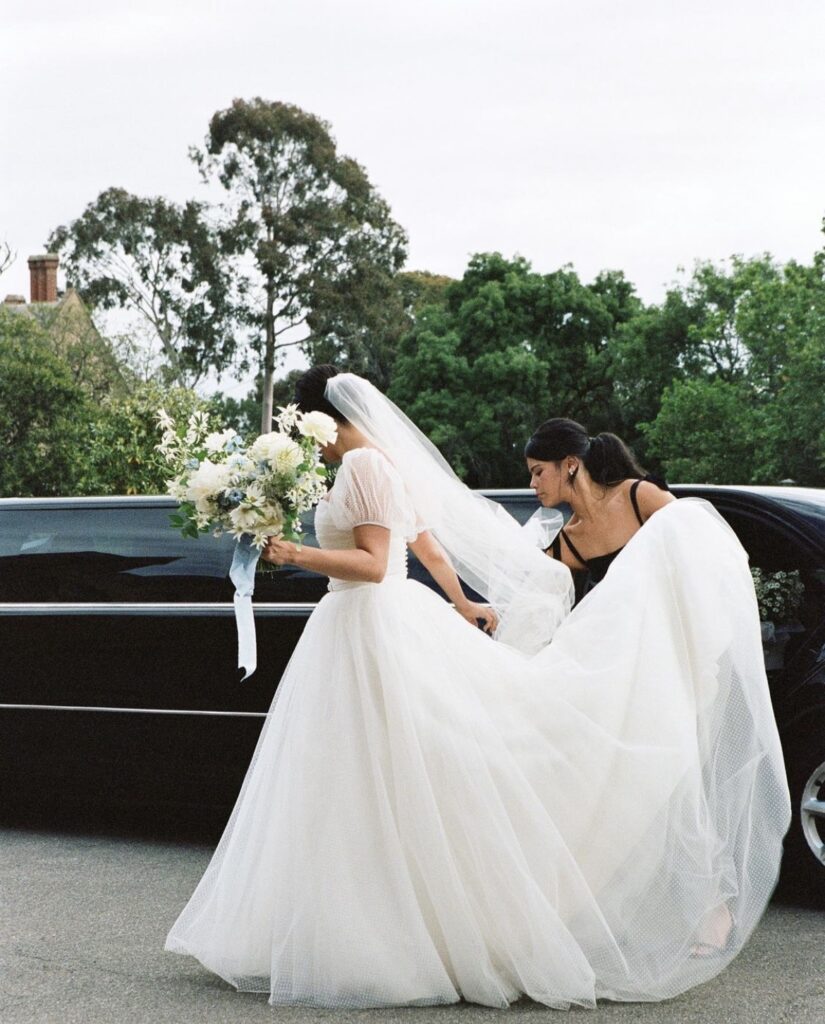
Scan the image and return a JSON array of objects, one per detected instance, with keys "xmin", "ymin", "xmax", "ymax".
[{"xmin": 325, "ymin": 373, "xmax": 574, "ymax": 653}]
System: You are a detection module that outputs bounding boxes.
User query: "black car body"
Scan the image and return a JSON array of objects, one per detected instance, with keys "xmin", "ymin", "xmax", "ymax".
[{"xmin": 1, "ymin": 486, "xmax": 824, "ymax": 898}]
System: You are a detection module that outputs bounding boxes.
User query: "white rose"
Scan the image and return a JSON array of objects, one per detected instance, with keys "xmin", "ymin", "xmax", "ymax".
[
  {"xmin": 249, "ymin": 431, "xmax": 302, "ymax": 468},
  {"xmin": 297, "ymin": 411, "xmax": 338, "ymax": 446},
  {"xmin": 204, "ymin": 428, "xmax": 237, "ymax": 454},
  {"xmin": 185, "ymin": 459, "xmax": 231, "ymax": 503}
]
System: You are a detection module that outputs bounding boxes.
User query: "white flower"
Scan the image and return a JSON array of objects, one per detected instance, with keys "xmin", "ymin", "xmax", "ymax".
[
  {"xmin": 166, "ymin": 477, "xmax": 188, "ymax": 500},
  {"xmin": 297, "ymin": 410, "xmax": 338, "ymax": 446},
  {"xmin": 156, "ymin": 408, "xmax": 174, "ymax": 430},
  {"xmin": 204, "ymin": 428, "xmax": 237, "ymax": 455},
  {"xmin": 259, "ymin": 501, "xmax": 285, "ymax": 531},
  {"xmin": 275, "ymin": 403, "xmax": 301, "ymax": 431},
  {"xmin": 229, "ymin": 504, "xmax": 264, "ymax": 532},
  {"xmin": 249, "ymin": 431, "xmax": 303, "ymax": 471},
  {"xmin": 185, "ymin": 459, "xmax": 231, "ymax": 504},
  {"xmin": 184, "ymin": 410, "xmax": 210, "ymax": 444}
]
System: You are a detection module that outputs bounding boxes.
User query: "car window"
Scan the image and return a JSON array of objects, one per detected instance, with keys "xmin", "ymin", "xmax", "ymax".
[
  {"xmin": 0, "ymin": 505, "xmax": 234, "ymax": 602},
  {"xmin": 712, "ymin": 504, "xmax": 825, "ymax": 638}
]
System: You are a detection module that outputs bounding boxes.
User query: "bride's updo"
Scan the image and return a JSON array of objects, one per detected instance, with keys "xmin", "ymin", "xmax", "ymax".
[
  {"xmin": 294, "ymin": 364, "xmax": 348, "ymax": 423},
  {"xmin": 525, "ymin": 418, "xmax": 646, "ymax": 487}
]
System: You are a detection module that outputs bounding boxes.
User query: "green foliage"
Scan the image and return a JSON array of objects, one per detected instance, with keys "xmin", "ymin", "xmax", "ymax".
[
  {"xmin": 193, "ymin": 97, "xmax": 408, "ymax": 431},
  {"xmin": 641, "ymin": 254, "xmax": 825, "ymax": 485},
  {"xmin": 390, "ymin": 254, "xmax": 638, "ymax": 486},
  {"xmin": 751, "ymin": 568, "xmax": 805, "ymax": 623},
  {"xmin": 0, "ymin": 310, "xmax": 92, "ymax": 496},
  {"xmin": 80, "ymin": 382, "xmax": 215, "ymax": 495},
  {"xmin": 48, "ymin": 187, "xmax": 235, "ymax": 386},
  {"xmin": 641, "ymin": 377, "xmax": 770, "ymax": 484}
]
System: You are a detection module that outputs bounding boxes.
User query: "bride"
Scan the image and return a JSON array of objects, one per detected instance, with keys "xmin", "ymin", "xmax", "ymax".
[{"xmin": 165, "ymin": 365, "xmax": 790, "ymax": 1009}]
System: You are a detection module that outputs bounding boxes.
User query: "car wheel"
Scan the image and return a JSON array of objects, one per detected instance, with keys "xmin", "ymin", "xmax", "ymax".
[
  {"xmin": 800, "ymin": 757, "xmax": 825, "ymax": 867},
  {"xmin": 782, "ymin": 733, "xmax": 825, "ymax": 906}
]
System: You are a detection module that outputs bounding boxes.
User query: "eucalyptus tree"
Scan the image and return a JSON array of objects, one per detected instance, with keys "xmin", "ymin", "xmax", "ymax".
[
  {"xmin": 48, "ymin": 188, "xmax": 234, "ymax": 386},
  {"xmin": 192, "ymin": 98, "xmax": 407, "ymax": 431}
]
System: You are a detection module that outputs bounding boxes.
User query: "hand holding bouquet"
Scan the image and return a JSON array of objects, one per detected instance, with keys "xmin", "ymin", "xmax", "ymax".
[{"xmin": 156, "ymin": 404, "xmax": 338, "ymax": 679}]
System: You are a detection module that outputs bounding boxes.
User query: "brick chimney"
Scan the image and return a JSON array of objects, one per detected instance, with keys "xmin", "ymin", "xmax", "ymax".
[{"xmin": 28, "ymin": 253, "xmax": 59, "ymax": 303}]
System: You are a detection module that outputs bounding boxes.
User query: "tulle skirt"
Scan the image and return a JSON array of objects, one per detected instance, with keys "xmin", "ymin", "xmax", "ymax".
[{"xmin": 165, "ymin": 499, "xmax": 790, "ymax": 1008}]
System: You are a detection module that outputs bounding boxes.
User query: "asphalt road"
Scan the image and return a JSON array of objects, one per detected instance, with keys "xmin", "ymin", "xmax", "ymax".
[{"xmin": 2, "ymin": 827, "xmax": 824, "ymax": 1024}]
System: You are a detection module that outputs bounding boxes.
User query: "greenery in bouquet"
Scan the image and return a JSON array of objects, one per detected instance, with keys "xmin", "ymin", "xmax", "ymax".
[
  {"xmin": 156, "ymin": 403, "xmax": 337, "ymax": 548},
  {"xmin": 750, "ymin": 567, "xmax": 805, "ymax": 625}
]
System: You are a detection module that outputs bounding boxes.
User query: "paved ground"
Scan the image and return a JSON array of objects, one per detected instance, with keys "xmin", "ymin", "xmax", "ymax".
[{"xmin": 1, "ymin": 826, "xmax": 824, "ymax": 1024}]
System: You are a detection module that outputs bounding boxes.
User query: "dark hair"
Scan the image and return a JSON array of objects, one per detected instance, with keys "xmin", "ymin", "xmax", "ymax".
[
  {"xmin": 524, "ymin": 418, "xmax": 645, "ymax": 487},
  {"xmin": 293, "ymin": 364, "xmax": 348, "ymax": 423}
]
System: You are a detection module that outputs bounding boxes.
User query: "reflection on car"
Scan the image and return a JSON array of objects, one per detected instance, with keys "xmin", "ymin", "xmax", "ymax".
[{"xmin": 1, "ymin": 485, "xmax": 824, "ymax": 902}]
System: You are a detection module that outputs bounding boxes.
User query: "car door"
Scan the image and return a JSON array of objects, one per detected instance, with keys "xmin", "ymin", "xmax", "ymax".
[{"xmin": 0, "ymin": 500, "xmax": 325, "ymax": 829}]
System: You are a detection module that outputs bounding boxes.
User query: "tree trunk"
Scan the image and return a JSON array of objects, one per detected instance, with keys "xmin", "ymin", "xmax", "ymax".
[{"xmin": 260, "ymin": 285, "xmax": 276, "ymax": 434}]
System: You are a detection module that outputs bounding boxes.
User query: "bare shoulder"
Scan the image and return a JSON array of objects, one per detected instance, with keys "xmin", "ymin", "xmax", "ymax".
[{"xmin": 634, "ymin": 478, "xmax": 676, "ymax": 519}]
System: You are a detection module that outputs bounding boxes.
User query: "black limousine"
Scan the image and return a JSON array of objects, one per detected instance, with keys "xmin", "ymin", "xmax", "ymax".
[{"xmin": 1, "ymin": 486, "xmax": 824, "ymax": 902}]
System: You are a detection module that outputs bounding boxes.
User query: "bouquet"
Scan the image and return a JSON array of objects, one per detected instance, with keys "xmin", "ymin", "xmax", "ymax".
[
  {"xmin": 156, "ymin": 404, "xmax": 337, "ymax": 549},
  {"xmin": 156, "ymin": 403, "xmax": 338, "ymax": 678}
]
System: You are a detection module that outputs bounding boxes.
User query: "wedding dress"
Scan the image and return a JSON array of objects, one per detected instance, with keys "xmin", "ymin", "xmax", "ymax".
[{"xmin": 165, "ymin": 442, "xmax": 790, "ymax": 1009}]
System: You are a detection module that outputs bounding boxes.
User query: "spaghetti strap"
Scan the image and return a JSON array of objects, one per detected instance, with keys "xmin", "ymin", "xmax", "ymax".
[
  {"xmin": 547, "ymin": 534, "xmax": 562, "ymax": 560},
  {"xmin": 630, "ymin": 479, "xmax": 644, "ymax": 526},
  {"xmin": 560, "ymin": 528, "xmax": 588, "ymax": 567}
]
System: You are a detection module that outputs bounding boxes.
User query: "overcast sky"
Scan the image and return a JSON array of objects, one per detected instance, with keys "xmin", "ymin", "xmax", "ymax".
[{"xmin": 3, "ymin": 0, "xmax": 824, "ymax": 393}]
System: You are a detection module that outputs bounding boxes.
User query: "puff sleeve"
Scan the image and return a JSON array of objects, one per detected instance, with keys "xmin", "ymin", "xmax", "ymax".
[{"xmin": 326, "ymin": 449, "xmax": 417, "ymax": 538}]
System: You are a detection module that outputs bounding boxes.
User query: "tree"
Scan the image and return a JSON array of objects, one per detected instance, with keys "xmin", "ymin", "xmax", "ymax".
[
  {"xmin": 641, "ymin": 377, "xmax": 771, "ymax": 484},
  {"xmin": 398, "ymin": 270, "xmax": 453, "ymax": 315},
  {"xmin": 641, "ymin": 253, "xmax": 825, "ymax": 485},
  {"xmin": 192, "ymin": 98, "xmax": 407, "ymax": 431},
  {"xmin": 48, "ymin": 188, "xmax": 235, "ymax": 386},
  {"xmin": 0, "ymin": 310, "xmax": 90, "ymax": 496},
  {"xmin": 609, "ymin": 288, "xmax": 703, "ymax": 462},
  {"xmin": 736, "ymin": 253, "xmax": 825, "ymax": 484},
  {"xmin": 81, "ymin": 381, "xmax": 214, "ymax": 495},
  {"xmin": 390, "ymin": 254, "xmax": 635, "ymax": 486},
  {"xmin": 303, "ymin": 260, "xmax": 409, "ymax": 392},
  {"xmin": 304, "ymin": 269, "xmax": 454, "ymax": 391}
]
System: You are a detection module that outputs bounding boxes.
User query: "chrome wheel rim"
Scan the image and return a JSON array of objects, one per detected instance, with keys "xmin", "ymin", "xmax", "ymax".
[{"xmin": 800, "ymin": 758, "xmax": 825, "ymax": 865}]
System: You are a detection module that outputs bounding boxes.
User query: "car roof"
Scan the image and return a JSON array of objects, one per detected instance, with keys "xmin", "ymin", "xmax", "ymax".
[{"xmin": 672, "ymin": 484, "xmax": 825, "ymax": 505}]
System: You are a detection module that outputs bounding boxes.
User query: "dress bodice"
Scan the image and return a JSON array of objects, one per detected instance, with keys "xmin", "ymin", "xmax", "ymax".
[
  {"xmin": 315, "ymin": 499, "xmax": 409, "ymax": 590},
  {"xmin": 314, "ymin": 447, "xmax": 415, "ymax": 592}
]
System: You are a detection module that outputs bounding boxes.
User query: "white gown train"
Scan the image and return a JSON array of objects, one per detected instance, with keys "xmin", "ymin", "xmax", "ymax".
[{"xmin": 165, "ymin": 448, "xmax": 790, "ymax": 1008}]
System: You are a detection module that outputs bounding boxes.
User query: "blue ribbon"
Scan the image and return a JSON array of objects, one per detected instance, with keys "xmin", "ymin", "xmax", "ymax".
[{"xmin": 229, "ymin": 534, "xmax": 260, "ymax": 680}]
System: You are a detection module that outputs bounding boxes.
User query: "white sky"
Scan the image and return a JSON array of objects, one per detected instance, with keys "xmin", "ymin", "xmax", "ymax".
[{"xmin": 3, "ymin": 0, "xmax": 825, "ymax": 394}]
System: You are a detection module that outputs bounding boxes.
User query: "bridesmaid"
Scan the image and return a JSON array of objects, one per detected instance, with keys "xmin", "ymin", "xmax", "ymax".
[
  {"xmin": 525, "ymin": 419, "xmax": 675, "ymax": 589},
  {"xmin": 526, "ymin": 418, "xmax": 739, "ymax": 955}
]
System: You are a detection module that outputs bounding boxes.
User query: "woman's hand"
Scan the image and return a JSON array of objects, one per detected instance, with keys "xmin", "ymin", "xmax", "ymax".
[
  {"xmin": 261, "ymin": 538, "xmax": 301, "ymax": 567},
  {"xmin": 456, "ymin": 600, "xmax": 498, "ymax": 634}
]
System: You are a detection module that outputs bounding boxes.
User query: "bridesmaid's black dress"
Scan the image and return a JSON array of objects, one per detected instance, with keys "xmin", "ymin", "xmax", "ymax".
[{"xmin": 548, "ymin": 477, "xmax": 669, "ymax": 588}]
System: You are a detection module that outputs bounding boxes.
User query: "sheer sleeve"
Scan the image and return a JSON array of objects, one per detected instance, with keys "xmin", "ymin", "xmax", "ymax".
[{"xmin": 326, "ymin": 449, "xmax": 418, "ymax": 538}]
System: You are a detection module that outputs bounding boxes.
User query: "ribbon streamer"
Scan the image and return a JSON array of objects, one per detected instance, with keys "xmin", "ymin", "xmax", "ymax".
[{"xmin": 229, "ymin": 534, "xmax": 260, "ymax": 680}]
